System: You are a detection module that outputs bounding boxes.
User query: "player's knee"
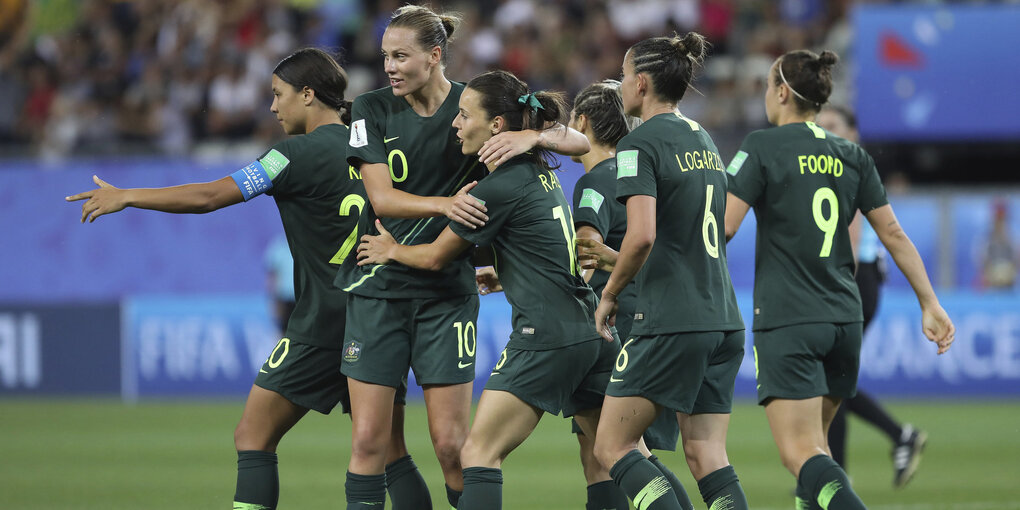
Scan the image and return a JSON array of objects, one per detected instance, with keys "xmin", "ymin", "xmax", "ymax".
[
  {"xmin": 578, "ymin": 444, "xmax": 607, "ymax": 483},
  {"xmin": 234, "ymin": 419, "xmax": 273, "ymax": 451},
  {"xmin": 776, "ymin": 445, "xmax": 814, "ymax": 476},
  {"xmin": 459, "ymin": 434, "xmax": 496, "ymax": 467},
  {"xmin": 430, "ymin": 431, "xmax": 465, "ymax": 469},
  {"xmin": 351, "ymin": 428, "xmax": 390, "ymax": 461},
  {"xmin": 592, "ymin": 438, "xmax": 622, "ymax": 472},
  {"xmin": 682, "ymin": 439, "xmax": 727, "ymax": 480}
]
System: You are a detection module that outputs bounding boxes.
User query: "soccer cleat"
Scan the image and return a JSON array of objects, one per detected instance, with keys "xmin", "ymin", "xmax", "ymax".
[{"xmin": 892, "ymin": 424, "xmax": 928, "ymax": 488}]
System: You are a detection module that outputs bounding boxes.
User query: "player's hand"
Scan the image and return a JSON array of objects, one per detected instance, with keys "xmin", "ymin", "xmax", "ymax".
[
  {"xmin": 478, "ymin": 130, "xmax": 540, "ymax": 168},
  {"xmin": 357, "ymin": 220, "xmax": 397, "ymax": 266},
  {"xmin": 65, "ymin": 175, "xmax": 128, "ymax": 223},
  {"xmin": 921, "ymin": 303, "xmax": 955, "ymax": 355},
  {"xmin": 594, "ymin": 291, "xmax": 618, "ymax": 342},
  {"xmin": 577, "ymin": 238, "xmax": 618, "ymax": 272},
  {"xmin": 444, "ymin": 181, "xmax": 488, "ymax": 229},
  {"xmin": 476, "ymin": 266, "xmax": 503, "ymax": 295}
]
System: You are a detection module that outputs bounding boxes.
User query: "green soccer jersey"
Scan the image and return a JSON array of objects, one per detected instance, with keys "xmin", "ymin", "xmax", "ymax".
[
  {"xmin": 338, "ymin": 82, "xmax": 484, "ymax": 298},
  {"xmin": 238, "ymin": 123, "xmax": 362, "ymax": 349},
  {"xmin": 450, "ymin": 157, "xmax": 601, "ymax": 350},
  {"xmin": 726, "ymin": 121, "xmax": 889, "ymax": 330},
  {"xmin": 615, "ymin": 112, "xmax": 744, "ymax": 335},
  {"xmin": 571, "ymin": 158, "xmax": 638, "ymax": 337}
]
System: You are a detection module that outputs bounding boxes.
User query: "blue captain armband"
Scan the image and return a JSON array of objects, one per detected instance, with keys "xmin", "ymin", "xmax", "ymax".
[{"xmin": 230, "ymin": 160, "xmax": 274, "ymax": 201}]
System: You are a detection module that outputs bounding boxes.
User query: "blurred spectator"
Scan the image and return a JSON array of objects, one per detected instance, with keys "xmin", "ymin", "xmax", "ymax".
[
  {"xmin": 264, "ymin": 235, "xmax": 296, "ymax": 332},
  {"xmin": 980, "ymin": 200, "xmax": 1018, "ymax": 290},
  {"xmin": 0, "ymin": 0, "xmax": 873, "ymax": 160}
]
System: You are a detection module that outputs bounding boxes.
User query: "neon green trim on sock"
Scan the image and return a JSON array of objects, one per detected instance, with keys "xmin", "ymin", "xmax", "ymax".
[
  {"xmin": 233, "ymin": 502, "xmax": 270, "ymax": 510},
  {"xmin": 634, "ymin": 476, "xmax": 671, "ymax": 510},
  {"xmin": 817, "ymin": 480, "xmax": 842, "ymax": 510},
  {"xmin": 795, "ymin": 496, "xmax": 811, "ymax": 510},
  {"xmin": 709, "ymin": 494, "xmax": 735, "ymax": 510}
]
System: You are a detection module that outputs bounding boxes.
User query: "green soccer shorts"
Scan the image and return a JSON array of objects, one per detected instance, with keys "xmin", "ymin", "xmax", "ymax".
[
  {"xmin": 568, "ymin": 337, "xmax": 680, "ymax": 451},
  {"xmin": 606, "ymin": 330, "xmax": 745, "ymax": 415},
  {"xmin": 484, "ymin": 339, "xmax": 602, "ymax": 417},
  {"xmin": 752, "ymin": 321, "xmax": 863, "ymax": 404},
  {"xmin": 341, "ymin": 293, "xmax": 479, "ymax": 388}
]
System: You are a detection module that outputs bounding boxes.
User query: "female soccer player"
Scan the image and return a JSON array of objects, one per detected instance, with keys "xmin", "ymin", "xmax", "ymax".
[
  {"xmin": 816, "ymin": 105, "xmax": 928, "ymax": 488},
  {"xmin": 567, "ymin": 79, "xmax": 687, "ymax": 510},
  {"xmin": 357, "ymin": 70, "xmax": 606, "ymax": 510},
  {"xmin": 723, "ymin": 50, "xmax": 955, "ymax": 510},
  {"xmin": 337, "ymin": 6, "xmax": 590, "ymax": 509},
  {"xmin": 66, "ymin": 48, "xmax": 426, "ymax": 510},
  {"xmin": 591, "ymin": 33, "xmax": 749, "ymax": 510}
]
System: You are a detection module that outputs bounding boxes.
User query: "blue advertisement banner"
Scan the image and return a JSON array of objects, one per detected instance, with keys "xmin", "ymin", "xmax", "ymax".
[
  {"xmin": 0, "ymin": 303, "xmax": 121, "ymax": 395},
  {"xmin": 122, "ymin": 295, "xmax": 279, "ymax": 399},
  {"xmin": 420, "ymin": 290, "xmax": 1020, "ymax": 401},
  {"xmin": 853, "ymin": 5, "xmax": 1020, "ymax": 141},
  {"xmin": 119, "ymin": 290, "xmax": 1020, "ymax": 401}
]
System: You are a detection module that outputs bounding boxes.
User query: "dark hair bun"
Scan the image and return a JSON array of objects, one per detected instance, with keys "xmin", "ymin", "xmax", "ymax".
[
  {"xmin": 439, "ymin": 14, "xmax": 459, "ymax": 39},
  {"xmin": 817, "ymin": 50, "xmax": 839, "ymax": 69},
  {"xmin": 674, "ymin": 32, "xmax": 708, "ymax": 65}
]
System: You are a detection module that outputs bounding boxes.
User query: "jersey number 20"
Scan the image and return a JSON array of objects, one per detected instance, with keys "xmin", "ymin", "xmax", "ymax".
[{"xmin": 330, "ymin": 193, "xmax": 366, "ymax": 265}]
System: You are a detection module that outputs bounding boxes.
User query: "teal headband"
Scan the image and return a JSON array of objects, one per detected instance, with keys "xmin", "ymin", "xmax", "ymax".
[{"xmin": 518, "ymin": 93, "xmax": 544, "ymax": 112}]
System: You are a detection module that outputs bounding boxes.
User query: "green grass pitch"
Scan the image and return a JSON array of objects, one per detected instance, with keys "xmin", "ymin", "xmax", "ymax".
[{"xmin": 1, "ymin": 399, "xmax": 1017, "ymax": 509}]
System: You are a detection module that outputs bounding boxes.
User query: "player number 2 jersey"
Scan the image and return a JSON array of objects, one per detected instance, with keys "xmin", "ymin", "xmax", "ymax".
[{"xmin": 337, "ymin": 82, "xmax": 484, "ymax": 299}]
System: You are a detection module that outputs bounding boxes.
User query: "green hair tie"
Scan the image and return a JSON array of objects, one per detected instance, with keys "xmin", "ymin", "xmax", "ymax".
[{"xmin": 518, "ymin": 93, "xmax": 544, "ymax": 112}]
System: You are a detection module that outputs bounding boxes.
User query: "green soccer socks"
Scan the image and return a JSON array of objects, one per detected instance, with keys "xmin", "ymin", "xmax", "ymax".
[
  {"xmin": 696, "ymin": 465, "xmax": 748, "ymax": 510},
  {"xmin": 234, "ymin": 450, "xmax": 278, "ymax": 510},
  {"xmin": 346, "ymin": 471, "xmax": 386, "ymax": 509},
  {"xmin": 457, "ymin": 467, "xmax": 502, "ymax": 510},
  {"xmin": 798, "ymin": 455, "xmax": 865, "ymax": 510},
  {"xmin": 610, "ymin": 450, "xmax": 682, "ymax": 510},
  {"xmin": 385, "ymin": 455, "xmax": 431, "ymax": 510}
]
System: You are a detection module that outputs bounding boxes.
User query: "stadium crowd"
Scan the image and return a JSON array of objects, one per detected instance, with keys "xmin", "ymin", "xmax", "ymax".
[{"xmin": 0, "ymin": 0, "xmax": 855, "ymax": 161}]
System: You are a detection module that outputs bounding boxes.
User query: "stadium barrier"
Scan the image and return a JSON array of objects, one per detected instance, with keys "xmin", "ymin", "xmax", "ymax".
[
  {"xmin": 0, "ymin": 303, "xmax": 121, "ymax": 395},
  {"xmin": 7, "ymin": 291, "xmax": 1013, "ymax": 399}
]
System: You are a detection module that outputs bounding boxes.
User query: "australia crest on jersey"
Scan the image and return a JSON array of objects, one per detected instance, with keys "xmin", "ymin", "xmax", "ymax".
[{"xmin": 344, "ymin": 341, "xmax": 362, "ymax": 363}]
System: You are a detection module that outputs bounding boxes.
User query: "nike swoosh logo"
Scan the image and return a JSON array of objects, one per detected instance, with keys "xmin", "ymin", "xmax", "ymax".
[
  {"xmin": 259, "ymin": 369, "xmax": 268, "ymax": 374},
  {"xmin": 609, "ymin": 376, "xmax": 623, "ymax": 382},
  {"xmin": 384, "ymin": 136, "xmax": 399, "ymax": 143},
  {"xmin": 490, "ymin": 371, "xmax": 500, "ymax": 376},
  {"xmin": 458, "ymin": 361, "xmax": 473, "ymax": 369}
]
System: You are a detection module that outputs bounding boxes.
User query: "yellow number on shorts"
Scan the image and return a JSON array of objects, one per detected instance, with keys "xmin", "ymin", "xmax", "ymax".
[
  {"xmin": 267, "ymin": 338, "xmax": 290, "ymax": 368},
  {"xmin": 552, "ymin": 205, "xmax": 579, "ymax": 275},
  {"xmin": 388, "ymin": 149, "xmax": 408, "ymax": 183},
  {"xmin": 812, "ymin": 187, "xmax": 838, "ymax": 257},
  {"xmin": 330, "ymin": 193, "xmax": 367, "ymax": 265},
  {"xmin": 702, "ymin": 184, "xmax": 720, "ymax": 259},
  {"xmin": 615, "ymin": 338, "xmax": 636, "ymax": 372},
  {"xmin": 494, "ymin": 348, "xmax": 508, "ymax": 370},
  {"xmin": 453, "ymin": 321, "xmax": 476, "ymax": 359}
]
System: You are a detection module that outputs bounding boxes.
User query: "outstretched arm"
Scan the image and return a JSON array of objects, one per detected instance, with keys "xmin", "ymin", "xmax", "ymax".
[
  {"xmin": 357, "ymin": 220, "xmax": 472, "ymax": 272},
  {"xmin": 478, "ymin": 122, "xmax": 591, "ymax": 168},
  {"xmin": 866, "ymin": 204, "xmax": 955, "ymax": 354},
  {"xmin": 360, "ymin": 162, "xmax": 488, "ymax": 229},
  {"xmin": 66, "ymin": 175, "xmax": 243, "ymax": 223}
]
